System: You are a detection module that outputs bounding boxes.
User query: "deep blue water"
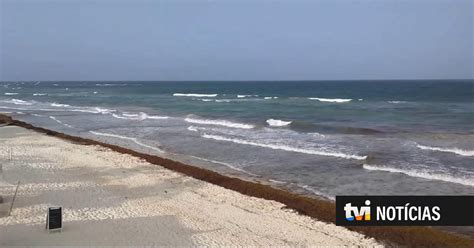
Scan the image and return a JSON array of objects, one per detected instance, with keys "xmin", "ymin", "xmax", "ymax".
[{"xmin": 0, "ymin": 80, "xmax": 473, "ymax": 199}]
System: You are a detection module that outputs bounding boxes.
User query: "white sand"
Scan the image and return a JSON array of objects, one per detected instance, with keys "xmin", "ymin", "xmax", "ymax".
[{"xmin": 0, "ymin": 126, "xmax": 381, "ymax": 246}]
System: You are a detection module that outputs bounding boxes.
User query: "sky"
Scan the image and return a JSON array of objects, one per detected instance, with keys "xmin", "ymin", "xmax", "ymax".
[{"xmin": 1, "ymin": 0, "xmax": 472, "ymax": 81}]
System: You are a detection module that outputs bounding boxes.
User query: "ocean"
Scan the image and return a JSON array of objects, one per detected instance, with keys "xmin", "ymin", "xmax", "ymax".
[{"xmin": 1, "ymin": 80, "xmax": 473, "ymax": 199}]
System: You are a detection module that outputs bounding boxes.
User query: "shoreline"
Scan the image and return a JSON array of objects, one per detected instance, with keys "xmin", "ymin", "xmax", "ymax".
[{"xmin": 0, "ymin": 114, "xmax": 472, "ymax": 247}]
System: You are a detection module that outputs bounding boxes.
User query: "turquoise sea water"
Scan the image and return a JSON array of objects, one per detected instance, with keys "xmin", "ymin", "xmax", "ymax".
[{"xmin": 0, "ymin": 80, "xmax": 473, "ymax": 199}]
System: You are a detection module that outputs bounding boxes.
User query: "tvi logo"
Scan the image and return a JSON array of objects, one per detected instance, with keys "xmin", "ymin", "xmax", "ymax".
[{"xmin": 344, "ymin": 200, "xmax": 371, "ymax": 221}]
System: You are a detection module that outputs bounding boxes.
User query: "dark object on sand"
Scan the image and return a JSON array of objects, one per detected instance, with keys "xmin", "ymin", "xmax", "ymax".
[
  {"xmin": 46, "ymin": 206, "xmax": 63, "ymax": 232},
  {"xmin": 0, "ymin": 195, "xmax": 3, "ymax": 204},
  {"xmin": 9, "ymin": 181, "xmax": 20, "ymax": 216}
]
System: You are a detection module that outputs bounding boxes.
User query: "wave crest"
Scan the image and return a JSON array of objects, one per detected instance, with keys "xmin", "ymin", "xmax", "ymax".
[
  {"xmin": 3, "ymin": 99, "xmax": 35, "ymax": 105},
  {"xmin": 416, "ymin": 144, "xmax": 474, "ymax": 157},
  {"xmin": 90, "ymin": 131, "xmax": 162, "ymax": 152},
  {"xmin": 308, "ymin": 97, "xmax": 352, "ymax": 103},
  {"xmin": 112, "ymin": 112, "xmax": 169, "ymax": 121},
  {"xmin": 237, "ymin": 95, "xmax": 258, "ymax": 98},
  {"xmin": 363, "ymin": 164, "xmax": 474, "ymax": 187},
  {"xmin": 173, "ymin": 93, "xmax": 218, "ymax": 97},
  {"xmin": 201, "ymin": 134, "xmax": 366, "ymax": 160},
  {"xmin": 184, "ymin": 117, "xmax": 254, "ymax": 129},
  {"xmin": 266, "ymin": 119, "xmax": 292, "ymax": 127},
  {"xmin": 49, "ymin": 116, "xmax": 73, "ymax": 128},
  {"xmin": 51, "ymin": 103, "xmax": 71, "ymax": 107}
]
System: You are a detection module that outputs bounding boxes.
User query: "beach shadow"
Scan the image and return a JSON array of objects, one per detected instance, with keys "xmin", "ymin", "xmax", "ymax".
[{"xmin": 0, "ymin": 215, "xmax": 197, "ymax": 246}]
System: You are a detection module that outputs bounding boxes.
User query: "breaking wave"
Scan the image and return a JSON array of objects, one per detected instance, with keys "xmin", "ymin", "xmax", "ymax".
[
  {"xmin": 70, "ymin": 107, "xmax": 115, "ymax": 114},
  {"xmin": 388, "ymin": 101, "xmax": 408, "ymax": 104},
  {"xmin": 51, "ymin": 103, "xmax": 71, "ymax": 107},
  {"xmin": 89, "ymin": 131, "xmax": 162, "ymax": 152},
  {"xmin": 266, "ymin": 119, "xmax": 292, "ymax": 127},
  {"xmin": 308, "ymin": 97, "xmax": 352, "ymax": 103},
  {"xmin": 187, "ymin": 126, "xmax": 199, "ymax": 132},
  {"xmin": 49, "ymin": 116, "xmax": 73, "ymax": 128},
  {"xmin": 363, "ymin": 164, "xmax": 474, "ymax": 187},
  {"xmin": 264, "ymin": 96, "xmax": 278, "ymax": 100},
  {"xmin": 3, "ymin": 99, "xmax": 35, "ymax": 105},
  {"xmin": 187, "ymin": 154, "xmax": 259, "ymax": 177},
  {"xmin": 416, "ymin": 144, "xmax": 474, "ymax": 157},
  {"xmin": 4, "ymin": 93, "xmax": 18, "ymax": 95},
  {"xmin": 184, "ymin": 117, "xmax": 255, "ymax": 129},
  {"xmin": 297, "ymin": 184, "xmax": 335, "ymax": 201},
  {"xmin": 95, "ymin": 83, "xmax": 127, "ymax": 86},
  {"xmin": 33, "ymin": 93, "xmax": 47, "ymax": 96},
  {"xmin": 201, "ymin": 134, "xmax": 367, "ymax": 160},
  {"xmin": 112, "ymin": 112, "xmax": 169, "ymax": 121},
  {"xmin": 173, "ymin": 93, "xmax": 218, "ymax": 97},
  {"xmin": 237, "ymin": 95, "xmax": 258, "ymax": 98}
]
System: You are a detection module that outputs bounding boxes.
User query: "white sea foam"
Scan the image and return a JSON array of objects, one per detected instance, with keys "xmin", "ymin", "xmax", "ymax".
[
  {"xmin": 146, "ymin": 115, "xmax": 169, "ymax": 120},
  {"xmin": 89, "ymin": 107, "xmax": 116, "ymax": 114},
  {"xmin": 264, "ymin": 96, "xmax": 278, "ymax": 100},
  {"xmin": 268, "ymin": 179, "xmax": 287, "ymax": 184},
  {"xmin": 173, "ymin": 93, "xmax": 218, "ymax": 97},
  {"xmin": 184, "ymin": 117, "xmax": 255, "ymax": 129},
  {"xmin": 4, "ymin": 93, "xmax": 18, "ymax": 95},
  {"xmin": 112, "ymin": 112, "xmax": 169, "ymax": 121},
  {"xmin": 89, "ymin": 131, "xmax": 162, "ymax": 152},
  {"xmin": 187, "ymin": 126, "xmax": 199, "ymax": 132},
  {"xmin": 201, "ymin": 134, "xmax": 367, "ymax": 160},
  {"xmin": 69, "ymin": 107, "xmax": 113, "ymax": 114},
  {"xmin": 95, "ymin": 83, "xmax": 126, "ymax": 86},
  {"xmin": 49, "ymin": 116, "xmax": 73, "ymax": 128},
  {"xmin": 237, "ymin": 95, "xmax": 258, "ymax": 98},
  {"xmin": 0, "ymin": 106, "xmax": 28, "ymax": 111},
  {"xmin": 187, "ymin": 154, "xmax": 259, "ymax": 177},
  {"xmin": 363, "ymin": 164, "xmax": 474, "ymax": 187},
  {"xmin": 51, "ymin": 103, "xmax": 71, "ymax": 107},
  {"xmin": 388, "ymin": 101, "xmax": 407, "ymax": 104},
  {"xmin": 416, "ymin": 144, "xmax": 474, "ymax": 157},
  {"xmin": 3, "ymin": 99, "xmax": 35, "ymax": 105},
  {"xmin": 308, "ymin": 98, "xmax": 352, "ymax": 103},
  {"xmin": 33, "ymin": 93, "xmax": 47, "ymax": 96},
  {"xmin": 266, "ymin": 119, "xmax": 292, "ymax": 127},
  {"xmin": 111, "ymin": 114, "xmax": 131, "ymax": 120},
  {"xmin": 200, "ymin": 99, "xmax": 214, "ymax": 102},
  {"xmin": 297, "ymin": 184, "xmax": 335, "ymax": 201}
]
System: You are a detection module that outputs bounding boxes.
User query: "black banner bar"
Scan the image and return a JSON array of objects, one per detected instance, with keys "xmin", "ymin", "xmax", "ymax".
[{"xmin": 336, "ymin": 196, "xmax": 474, "ymax": 226}]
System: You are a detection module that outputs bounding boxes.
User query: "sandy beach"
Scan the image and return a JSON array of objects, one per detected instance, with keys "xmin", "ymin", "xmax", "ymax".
[{"xmin": 0, "ymin": 125, "xmax": 381, "ymax": 246}]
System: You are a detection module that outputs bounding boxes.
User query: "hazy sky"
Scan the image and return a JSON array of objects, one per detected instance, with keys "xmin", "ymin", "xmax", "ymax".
[{"xmin": 1, "ymin": 0, "xmax": 472, "ymax": 81}]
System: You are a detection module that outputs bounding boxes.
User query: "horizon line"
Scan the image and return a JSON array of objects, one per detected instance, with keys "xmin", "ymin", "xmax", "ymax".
[{"xmin": 0, "ymin": 79, "xmax": 473, "ymax": 83}]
